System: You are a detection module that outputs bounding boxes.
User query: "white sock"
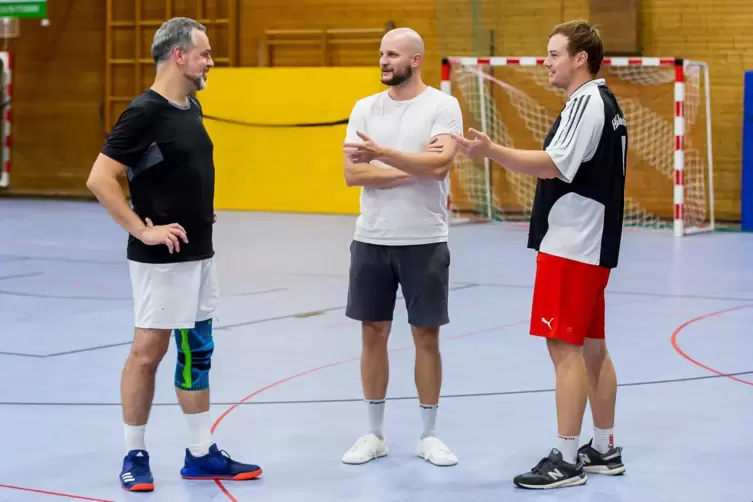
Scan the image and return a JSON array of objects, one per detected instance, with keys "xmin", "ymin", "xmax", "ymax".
[
  {"xmin": 366, "ymin": 400, "xmax": 385, "ymax": 439},
  {"xmin": 420, "ymin": 403, "xmax": 438, "ymax": 439},
  {"xmin": 592, "ymin": 427, "xmax": 614, "ymax": 454},
  {"xmin": 185, "ymin": 411, "xmax": 213, "ymax": 457},
  {"xmin": 124, "ymin": 424, "xmax": 146, "ymax": 453},
  {"xmin": 557, "ymin": 435, "xmax": 579, "ymax": 464}
]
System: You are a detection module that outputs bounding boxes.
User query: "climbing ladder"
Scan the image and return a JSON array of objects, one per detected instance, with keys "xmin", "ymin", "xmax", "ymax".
[{"xmin": 104, "ymin": 0, "xmax": 238, "ymax": 130}]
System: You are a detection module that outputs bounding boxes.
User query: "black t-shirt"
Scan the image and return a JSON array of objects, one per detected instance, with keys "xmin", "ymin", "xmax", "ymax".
[{"xmin": 101, "ymin": 89, "xmax": 215, "ymax": 264}]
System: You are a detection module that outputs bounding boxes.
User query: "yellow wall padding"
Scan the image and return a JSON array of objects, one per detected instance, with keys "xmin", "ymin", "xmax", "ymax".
[{"xmin": 200, "ymin": 67, "xmax": 385, "ymax": 214}]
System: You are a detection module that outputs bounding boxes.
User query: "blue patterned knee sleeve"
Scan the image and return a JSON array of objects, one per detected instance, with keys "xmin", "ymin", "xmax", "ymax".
[{"xmin": 174, "ymin": 319, "xmax": 214, "ymax": 390}]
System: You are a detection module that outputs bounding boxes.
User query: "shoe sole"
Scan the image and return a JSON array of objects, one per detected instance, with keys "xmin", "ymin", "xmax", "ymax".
[
  {"xmin": 417, "ymin": 452, "xmax": 458, "ymax": 467},
  {"xmin": 583, "ymin": 465, "xmax": 626, "ymax": 475},
  {"xmin": 181, "ymin": 468, "xmax": 263, "ymax": 480},
  {"xmin": 514, "ymin": 474, "xmax": 587, "ymax": 490},
  {"xmin": 121, "ymin": 483, "xmax": 154, "ymax": 492},
  {"xmin": 342, "ymin": 451, "xmax": 388, "ymax": 465},
  {"xmin": 416, "ymin": 438, "xmax": 458, "ymax": 467}
]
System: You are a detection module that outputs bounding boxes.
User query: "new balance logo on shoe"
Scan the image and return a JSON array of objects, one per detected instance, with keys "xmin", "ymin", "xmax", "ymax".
[{"xmin": 548, "ymin": 469, "xmax": 565, "ymax": 481}]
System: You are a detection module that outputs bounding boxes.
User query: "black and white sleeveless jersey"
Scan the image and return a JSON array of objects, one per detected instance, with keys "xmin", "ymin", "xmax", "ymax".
[{"xmin": 527, "ymin": 78, "xmax": 628, "ymax": 269}]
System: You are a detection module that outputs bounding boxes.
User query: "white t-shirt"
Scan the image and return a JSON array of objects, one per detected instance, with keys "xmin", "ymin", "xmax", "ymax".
[{"xmin": 345, "ymin": 86, "xmax": 463, "ymax": 246}]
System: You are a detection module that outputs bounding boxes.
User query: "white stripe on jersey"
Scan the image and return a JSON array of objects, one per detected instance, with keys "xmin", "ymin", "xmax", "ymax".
[
  {"xmin": 545, "ymin": 89, "xmax": 604, "ymax": 184},
  {"xmin": 550, "ymin": 95, "xmax": 591, "ymax": 151},
  {"xmin": 558, "ymin": 95, "xmax": 592, "ymax": 151}
]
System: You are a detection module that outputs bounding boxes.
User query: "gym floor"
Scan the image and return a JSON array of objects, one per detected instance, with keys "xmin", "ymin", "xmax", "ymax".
[{"xmin": 1, "ymin": 199, "xmax": 751, "ymax": 502}]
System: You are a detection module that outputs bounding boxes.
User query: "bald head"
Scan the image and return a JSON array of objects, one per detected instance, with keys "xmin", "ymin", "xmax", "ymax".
[
  {"xmin": 382, "ymin": 27, "xmax": 425, "ymax": 56},
  {"xmin": 379, "ymin": 27, "xmax": 424, "ymax": 87}
]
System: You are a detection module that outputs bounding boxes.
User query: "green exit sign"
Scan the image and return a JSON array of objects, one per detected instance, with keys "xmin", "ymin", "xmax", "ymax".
[{"xmin": 0, "ymin": 0, "xmax": 46, "ymax": 18}]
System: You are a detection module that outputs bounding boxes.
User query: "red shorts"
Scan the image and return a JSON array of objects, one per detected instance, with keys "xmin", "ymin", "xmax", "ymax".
[{"xmin": 530, "ymin": 252, "xmax": 611, "ymax": 346}]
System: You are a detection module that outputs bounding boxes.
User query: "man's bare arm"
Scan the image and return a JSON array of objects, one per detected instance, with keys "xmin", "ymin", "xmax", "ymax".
[
  {"xmin": 376, "ymin": 134, "xmax": 457, "ymax": 178},
  {"xmin": 86, "ymin": 153, "xmax": 187, "ymax": 252},
  {"xmin": 86, "ymin": 154, "xmax": 150, "ymax": 237},
  {"xmin": 343, "ymin": 155, "xmax": 415, "ymax": 188},
  {"xmin": 455, "ymin": 128, "xmax": 560, "ymax": 180},
  {"xmin": 485, "ymin": 143, "xmax": 561, "ymax": 179}
]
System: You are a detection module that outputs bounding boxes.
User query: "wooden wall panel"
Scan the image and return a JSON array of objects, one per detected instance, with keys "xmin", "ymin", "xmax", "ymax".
[
  {"xmin": 239, "ymin": 1, "xmax": 436, "ymax": 78},
  {"xmin": 3, "ymin": 0, "xmax": 750, "ymax": 222},
  {"xmin": 3, "ymin": 0, "xmax": 234, "ymax": 197},
  {"xmin": 641, "ymin": 0, "xmax": 749, "ymax": 221},
  {"xmin": 589, "ymin": 0, "xmax": 641, "ymax": 54},
  {"xmin": 105, "ymin": 0, "xmax": 235, "ymax": 131},
  {"xmin": 5, "ymin": 0, "xmax": 106, "ymax": 195}
]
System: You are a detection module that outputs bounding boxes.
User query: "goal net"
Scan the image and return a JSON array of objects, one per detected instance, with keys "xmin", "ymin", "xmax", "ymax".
[{"xmin": 442, "ymin": 57, "xmax": 715, "ymax": 236}]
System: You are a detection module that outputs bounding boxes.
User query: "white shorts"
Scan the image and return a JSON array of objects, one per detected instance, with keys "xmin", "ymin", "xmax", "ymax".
[{"xmin": 128, "ymin": 257, "xmax": 219, "ymax": 330}]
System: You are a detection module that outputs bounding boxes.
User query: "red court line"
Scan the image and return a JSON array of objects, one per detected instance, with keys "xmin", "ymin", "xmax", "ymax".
[
  {"xmin": 670, "ymin": 303, "xmax": 753, "ymax": 386},
  {"xmin": 0, "ymin": 484, "xmax": 113, "ymax": 502},
  {"xmin": 211, "ymin": 320, "xmax": 528, "ymax": 499}
]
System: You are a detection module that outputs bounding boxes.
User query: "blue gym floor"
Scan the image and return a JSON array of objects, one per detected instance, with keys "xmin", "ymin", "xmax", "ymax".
[{"xmin": 0, "ymin": 198, "xmax": 751, "ymax": 502}]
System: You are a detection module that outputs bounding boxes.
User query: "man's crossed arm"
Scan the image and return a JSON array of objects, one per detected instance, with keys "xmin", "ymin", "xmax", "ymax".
[{"xmin": 343, "ymin": 132, "xmax": 456, "ymax": 188}]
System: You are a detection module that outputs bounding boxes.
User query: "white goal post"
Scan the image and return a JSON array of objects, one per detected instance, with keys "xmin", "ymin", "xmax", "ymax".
[
  {"xmin": 0, "ymin": 51, "xmax": 11, "ymax": 189},
  {"xmin": 441, "ymin": 56, "xmax": 715, "ymax": 236}
]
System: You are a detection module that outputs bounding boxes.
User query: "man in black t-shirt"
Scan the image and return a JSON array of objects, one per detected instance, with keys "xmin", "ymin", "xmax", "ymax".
[
  {"xmin": 86, "ymin": 17, "xmax": 261, "ymax": 492},
  {"xmin": 455, "ymin": 21, "xmax": 626, "ymax": 490}
]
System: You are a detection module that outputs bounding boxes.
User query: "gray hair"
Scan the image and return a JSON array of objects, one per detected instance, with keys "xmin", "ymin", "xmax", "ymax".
[{"xmin": 151, "ymin": 17, "xmax": 206, "ymax": 64}]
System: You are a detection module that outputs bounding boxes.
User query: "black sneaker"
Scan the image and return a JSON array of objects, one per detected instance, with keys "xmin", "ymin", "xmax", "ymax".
[
  {"xmin": 578, "ymin": 439, "xmax": 626, "ymax": 475},
  {"xmin": 513, "ymin": 448, "xmax": 587, "ymax": 489}
]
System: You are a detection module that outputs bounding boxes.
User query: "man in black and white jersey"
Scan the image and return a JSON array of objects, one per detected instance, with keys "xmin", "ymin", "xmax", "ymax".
[{"xmin": 455, "ymin": 20, "xmax": 627, "ymax": 489}]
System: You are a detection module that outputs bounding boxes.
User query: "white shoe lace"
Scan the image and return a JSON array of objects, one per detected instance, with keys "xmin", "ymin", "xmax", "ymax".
[
  {"xmin": 422, "ymin": 437, "xmax": 454, "ymax": 460},
  {"xmin": 348, "ymin": 435, "xmax": 380, "ymax": 458}
]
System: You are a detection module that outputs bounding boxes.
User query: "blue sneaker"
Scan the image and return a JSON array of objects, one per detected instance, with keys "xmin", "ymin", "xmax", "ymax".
[
  {"xmin": 180, "ymin": 444, "xmax": 262, "ymax": 480},
  {"xmin": 120, "ymin": 450, "xmax": 155, "ymax": 492}
]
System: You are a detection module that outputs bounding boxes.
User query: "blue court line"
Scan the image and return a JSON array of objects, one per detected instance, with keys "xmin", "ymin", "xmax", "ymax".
[
  {"xmin": 0, "ymin": 343, "xmax": 135, "ymax": 358},
  {"xmin": 2, "ymin": 370, "xmax": 750, "ymax": 407},
  {"xmin": 0, "ymin": 290, "xmax": 131, "ymax": 300},
  {"xmin": 0, "ymin": 272, "xmax": 44, "ymax": 281},
  {"xmin": 0, "ymin": 286, "xmax": 289, "ymax": 302},
  {"xmin": 475, "ymin": 282, "xmax": 753, "ymax": 303},
  {"xmin": 2, "ymin": 254, "xmax": 751, "ymax": 303},
  {"xmin": 0, "ymin": 286, "xmax": 348, "ymax": 358},
  {"xmin": 0, "ymin": 283, "xmax": 745, "ymax": 359},
  {"xmin": 228, "ymin": 287, "xmax": 288, "ymax": 297},
  {"xmin": 215, "ymin": 283, "xmax": 480, "ymax": 331},
  {"xmin": 0, "ymin": 253, "xmax": 123, "ymax": 265},
  {"xmin": 0, "ymin": 351, "xmax": 45, "ymax": 358},
  {"xmin": 0, "ymin": 285, "xmax": 479, "ymax": 357}
]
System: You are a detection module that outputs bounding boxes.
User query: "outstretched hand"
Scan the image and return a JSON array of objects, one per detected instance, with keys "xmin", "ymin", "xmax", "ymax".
[
  {"xmin": 344, "ymin": 131, "xmax": 384, "ymax": 164},
  {"xmin": 454, "ymin": 128, "xmax": 492, "ymax": 159}
]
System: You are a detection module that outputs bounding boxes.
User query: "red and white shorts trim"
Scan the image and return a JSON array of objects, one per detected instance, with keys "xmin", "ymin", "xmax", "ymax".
[{"xmin": 530, "ymin": 252, "xmax": 611, "ymax": 346}]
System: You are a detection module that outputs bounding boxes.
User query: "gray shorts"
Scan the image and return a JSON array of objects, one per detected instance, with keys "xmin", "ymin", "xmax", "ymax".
[{"xmin": 345, "ymin": 240, "xmax": 451, "ymax": 328}]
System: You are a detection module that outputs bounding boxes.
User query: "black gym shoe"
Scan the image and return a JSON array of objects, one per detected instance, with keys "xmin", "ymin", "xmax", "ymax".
[
  {"xmin": 578, "ymin": 439, "xmax": 626, "ymax": 475},
  {"xmin": 513, "ymin": 448, "xmax": 587, "ymax": 489}
]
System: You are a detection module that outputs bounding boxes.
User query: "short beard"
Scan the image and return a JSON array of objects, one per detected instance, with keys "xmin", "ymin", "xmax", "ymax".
[
  {"xmin": 382, "ymin": 66, "xmax": 413, "ymax": 87},
  {"xmin": 184, "ymin": 72, "xmax": 206, "ymax": 92}
]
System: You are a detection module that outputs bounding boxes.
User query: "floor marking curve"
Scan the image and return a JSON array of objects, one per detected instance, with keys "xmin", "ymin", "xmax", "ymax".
[{"xmin": 671, "ymin": 303, "xmax": 753, "ymax": 386}]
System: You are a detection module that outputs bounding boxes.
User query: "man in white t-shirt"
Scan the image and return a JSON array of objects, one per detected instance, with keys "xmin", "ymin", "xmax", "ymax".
[{"xmin": 339, "ymin": 27, "xmax": 463, "ymax": 467}]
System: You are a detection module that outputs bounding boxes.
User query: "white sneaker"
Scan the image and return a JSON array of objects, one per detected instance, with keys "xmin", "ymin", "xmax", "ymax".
[
  {"xmin": 417, "ymin": 436, "xmax": 458, "ymax": 466},
  {"xmin": 341, "ymin": 433, "xmax": 388, "ymax": 464}
]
